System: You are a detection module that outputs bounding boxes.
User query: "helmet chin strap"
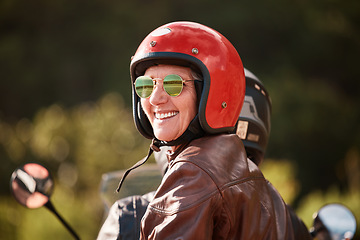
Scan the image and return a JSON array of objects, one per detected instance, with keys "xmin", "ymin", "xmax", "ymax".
[
  {"xmin": 154, "ymin": 115, "xmax": 204, "ymax": 147},
  {"xmin": 116, "ymin": 140, "xmax": 156, "ymax": 193},
  {"xmin": 116, "ymin": 115, "xmax": 204, "ymax": 193}
]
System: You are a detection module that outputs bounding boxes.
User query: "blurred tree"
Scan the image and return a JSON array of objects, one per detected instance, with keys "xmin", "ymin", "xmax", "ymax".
[
  {"xmin": 1, "ymin": 93, "xmax": 151, "ymax": 239},
  {"xmin": 261, "ymin": 159, "xmax": 300, "ymax": 205},
  {"xmin": 1, "ymin": 0, "xmax": 360, "ymax": 238}
]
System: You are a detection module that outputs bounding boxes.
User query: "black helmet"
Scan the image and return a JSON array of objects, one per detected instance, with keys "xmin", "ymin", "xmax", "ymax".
[{"xmin": 235, "ymin": 68, "xmax": 272, "ymax": 165}]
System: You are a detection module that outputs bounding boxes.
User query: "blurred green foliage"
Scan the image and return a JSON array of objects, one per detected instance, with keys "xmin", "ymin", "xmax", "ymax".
[
  {"xmin": 2, "ymin": 93, "xmax": 359, "ymax": 239},
  {"xmin": 1, "ymin": 93, "xmax": 150, "ymax": 239},
  {"xmin": 262, "ymin": 157, "xmax": 360, "ymax": 238},
  {"xmin": 296, "ymin": 148, "xmax": 360, "ymax": 238},
  {"xmin": 261, "ymin": 159, "xmax": 300, "ymax": 205},
  {"xmin": 1, "ymin": 0, "xmax": 360, "ymax": 238}
]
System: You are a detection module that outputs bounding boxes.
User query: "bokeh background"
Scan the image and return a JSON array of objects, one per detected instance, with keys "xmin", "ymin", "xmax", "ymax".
[{"xmin": 1, "ymin": 0, "xmax": 359, "ymax": 239}]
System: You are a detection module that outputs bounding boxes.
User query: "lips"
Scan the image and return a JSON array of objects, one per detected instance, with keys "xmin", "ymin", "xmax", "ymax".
[{"xmin": 155, "ymin": 111, "xmax": 179, "ymax": 120}]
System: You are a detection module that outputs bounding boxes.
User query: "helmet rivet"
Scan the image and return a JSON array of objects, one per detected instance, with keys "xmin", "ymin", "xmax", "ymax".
[
  {"xmin": 192, "ymin": 48, "xmax": 199, "ymax": 54},
  {"xmin": 150, "ymin": 41, "xmax": 157, "ymax": 47},
  {"xmin": 221, "ymin": 102, "xmax": 227, "ymax": 109}
]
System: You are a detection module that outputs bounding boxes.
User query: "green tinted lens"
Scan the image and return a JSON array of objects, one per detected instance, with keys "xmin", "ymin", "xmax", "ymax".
[
  {"xmin": 163, "ymin": 74, "xmax": 183, "ymax": 96},
  {"xmin": 135, "ymin": 76, "xmax": 154, "ymax": 98}
]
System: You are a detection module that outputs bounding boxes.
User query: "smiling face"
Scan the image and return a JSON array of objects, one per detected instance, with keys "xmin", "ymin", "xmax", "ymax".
[{"xmin": 140, "ymin": 64, "xmax": 198, "ymax": 142}]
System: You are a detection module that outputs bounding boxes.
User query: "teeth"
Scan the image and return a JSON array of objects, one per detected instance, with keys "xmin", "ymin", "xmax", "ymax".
[{"xmin": 155, "ymin": 112, "xmax": 178, "ymax": 119}]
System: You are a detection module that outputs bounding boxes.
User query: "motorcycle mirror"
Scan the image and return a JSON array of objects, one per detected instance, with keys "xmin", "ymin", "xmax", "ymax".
[
  {"xmin": 311, "ymin": 203, "xmax": 357, "ymax": 240},
  {"xmin": 10, "ymin": 163, "xmax": 80, "ymax": 240},
  {"xmin": 10, "ymin": 163, "xmax": 54, "ymax": 209}
]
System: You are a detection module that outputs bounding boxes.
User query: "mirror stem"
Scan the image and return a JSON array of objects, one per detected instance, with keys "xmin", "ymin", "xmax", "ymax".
[{"xmin": 45, "ymin": 201, "xmax": 80, "ymax": 240}]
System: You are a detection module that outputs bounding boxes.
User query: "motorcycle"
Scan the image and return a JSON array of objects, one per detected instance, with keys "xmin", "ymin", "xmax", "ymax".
[{"xmin": 10, "ymin": 162, "xmax": 357, "ymax": 240}]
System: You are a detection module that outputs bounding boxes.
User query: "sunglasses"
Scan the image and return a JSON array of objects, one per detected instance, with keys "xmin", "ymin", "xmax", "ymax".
[{"xmin": 134, "ymin": 74, "xmax": 198, "ymax": 98}]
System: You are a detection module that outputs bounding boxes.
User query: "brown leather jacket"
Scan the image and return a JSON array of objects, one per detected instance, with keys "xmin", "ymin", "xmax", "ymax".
[{"xmin": 140, "ymin": 134, "xmax": 312, "ymax": 240}]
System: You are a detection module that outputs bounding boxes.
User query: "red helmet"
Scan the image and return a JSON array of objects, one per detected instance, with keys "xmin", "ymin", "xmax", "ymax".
[{"xmin": 130, "ymin": 21, "xmax": 245, "ymax": 140}]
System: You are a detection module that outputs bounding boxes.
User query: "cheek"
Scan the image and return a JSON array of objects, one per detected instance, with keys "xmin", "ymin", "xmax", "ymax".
[
  {"xmin": 189, "ymin": 90, "xmax": 198, "ymax": 114},
  {"xmin": 182, "ymin": 92, "xmax": 198, "ymax": 121},
  {"xmin": 189, "ymin": 101, "xmax": 197, "ymax": 120}
]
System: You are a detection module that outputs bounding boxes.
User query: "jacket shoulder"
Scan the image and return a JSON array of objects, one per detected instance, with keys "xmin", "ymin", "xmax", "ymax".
[{"xmin": 176, "ymin": 134, "xmax": 262, "ymax": 184}]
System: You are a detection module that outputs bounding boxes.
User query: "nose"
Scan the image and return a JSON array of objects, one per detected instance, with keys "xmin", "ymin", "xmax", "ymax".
[{"xmin": 149, "ymin": 82, "xmax": 168, "ymax": 106}]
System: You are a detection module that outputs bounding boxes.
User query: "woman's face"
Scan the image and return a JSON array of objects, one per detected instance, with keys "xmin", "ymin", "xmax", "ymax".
[{"xmin": 140, "ymin": 64, "xmax": 197, "ymax": 142}]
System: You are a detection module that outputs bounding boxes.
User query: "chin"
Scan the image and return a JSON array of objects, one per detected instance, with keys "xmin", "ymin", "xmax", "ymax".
[
  {"xmin": 154, "ymin": 132, "xmax": 175, "ymax": 142},
  {"xmin": 156, "ymin": 136, "xmax": 173, "ymax": 142}
]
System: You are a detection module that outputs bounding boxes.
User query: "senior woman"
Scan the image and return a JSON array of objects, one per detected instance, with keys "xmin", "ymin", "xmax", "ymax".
[{"xmin": 117, "ymin": 22, "xmax": 312, "ymax": 240}]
